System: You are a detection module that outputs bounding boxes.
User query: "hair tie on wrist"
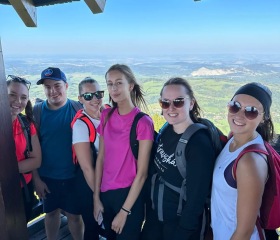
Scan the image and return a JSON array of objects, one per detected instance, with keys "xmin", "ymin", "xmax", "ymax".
[{"xmin": 121, "ymin": 207, "xmax": 131, "ymax": 215}]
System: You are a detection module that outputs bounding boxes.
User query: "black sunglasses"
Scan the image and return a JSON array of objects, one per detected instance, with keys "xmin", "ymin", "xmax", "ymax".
[
  {"xmin": 80, "ymin": 91, "xmax": 104, "ymax": 101},
  {"xmin": 227, "ymin": 100, "xmax": 264, "ymax": 120},
  {"xmin": 159, "ymin": 97, "xmax": 189, "ymax": 109},
  {"xmin": 7, "ymin": 75, "xmax": 31, "ymax": 90}
]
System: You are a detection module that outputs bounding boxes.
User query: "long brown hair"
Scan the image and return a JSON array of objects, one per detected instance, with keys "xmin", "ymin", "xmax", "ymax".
[{"xmin": 104, "ymin": 64, "xmax": 147, "ymax": 126}]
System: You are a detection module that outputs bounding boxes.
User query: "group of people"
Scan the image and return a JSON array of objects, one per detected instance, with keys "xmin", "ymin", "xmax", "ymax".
[{"xmin": 7, "ymin": 63, "xmax": 276, "ymax": 240}]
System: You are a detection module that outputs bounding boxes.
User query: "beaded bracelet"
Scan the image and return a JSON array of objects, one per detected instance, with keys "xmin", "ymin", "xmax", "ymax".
[{"xmin": 121, "ymin": 207, "xmax": 131, "ymax": 215}]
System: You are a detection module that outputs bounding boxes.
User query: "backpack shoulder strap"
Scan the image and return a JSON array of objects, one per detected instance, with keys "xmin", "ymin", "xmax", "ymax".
[
  {"xmin": 18, "ymin": 114, "xmax": 32, "ymax": 153},
  {"xmin": 70, "ymin": 99, "xmax": 83, "ymax": 112},
  {"xmin": 130, "ymin": 112, "xmax": 147, "ymax": 159},
  {"xmin": 71, "ymin": 110, "xmax": 97, "ymax": 143},
  {"xmin": 156, "ymin": 122, "xmax": 169, "ymax": 143},
  {"xmin": 71, "ymin": 109, "xmax": 84, "ymax": 128},
  {"xmin": 104, "ymin": 103, "xmax": 111, "ymax": 109},
  {"xmin": 200, "ymin": 118, "xmax": 225, "ymax": 155},
  {"xmin": 79, "ymin": 114, "xmax": 97, "ymax": 143},
  {"xmin": 33, "ymin": 101, "xmax": 43, "ymax": 129},
  {"xmin": 233, "ymin": 143, "xmax": 268, "ymax": 179},
  {"xmin": 176, "ymin": 123, "xmax": 207, "ymax": 179}
]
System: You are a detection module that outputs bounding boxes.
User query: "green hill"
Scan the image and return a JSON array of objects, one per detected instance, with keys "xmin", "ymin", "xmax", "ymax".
[{"xmin": 29, "ymin": 75, "xmax": 280, "ymax": 134}]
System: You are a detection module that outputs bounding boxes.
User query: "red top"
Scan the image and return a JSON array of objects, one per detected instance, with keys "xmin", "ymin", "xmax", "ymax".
[{"xmin": 13, "ymin": 117, "xmax": 36, "ymax": 186}]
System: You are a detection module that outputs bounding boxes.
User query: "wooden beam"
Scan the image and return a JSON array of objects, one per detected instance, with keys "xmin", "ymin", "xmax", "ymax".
[
  {"xmin": 0, "ymin": 186, "xmax": 8, "ymax": 240},
  {"xmin": 84, "ymin": 0, "xmax": 106, "ymax": 14},
  {"xmin": 8, "ymin": 0, "xmax": 37, "ymax": 27},
  {"xmin": 0, "ymin": 40, "xmax": 28, "ymax": 240}
]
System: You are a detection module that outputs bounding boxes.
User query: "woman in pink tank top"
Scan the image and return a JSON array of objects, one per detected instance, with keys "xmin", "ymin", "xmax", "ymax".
[{"xmin": 94, "ymin": 64, "xmax": 154, "ymax": 240}]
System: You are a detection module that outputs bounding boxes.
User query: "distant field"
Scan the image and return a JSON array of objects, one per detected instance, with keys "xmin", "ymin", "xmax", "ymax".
[
  {"xmin": 29, "ymin": 74, "xmax": 280, "ymax": 134},
  {"xmin": 5, "ymin": 55, "xmax": 280, "ymax": 133},
  {"xmin": 143, "ymin": 78, "xmax": 280, "ymax": 134}
]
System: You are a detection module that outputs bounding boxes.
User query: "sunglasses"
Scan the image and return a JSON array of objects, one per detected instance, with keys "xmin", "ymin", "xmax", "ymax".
[
  {"xmin": 7, "ymin": 75, "xmax": 31, "ymax": 90},
  {"xmin": 159, "ymin": 97, "xmax": 189, "ymax": 109},
  {"xmin": 227, "ymin": 100, "xmax": 264, "ymax": 120},
  {"xmin": 80, "ymin": 91, "xmax": 104, "ymax": 101}
]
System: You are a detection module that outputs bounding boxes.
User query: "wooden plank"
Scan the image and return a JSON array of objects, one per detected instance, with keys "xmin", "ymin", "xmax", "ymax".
[
  {"xmin": 28, "ymin": 215, "xmax": 46, "ymax": 240},
  {"xmin": 0, "ymin": 185, "xmax": 8, "ymax": 240},
  {"xmin": 8, "ymin": 0, "xmax": 37, "ymax": 27},
  {"xmin": 28, "ymin": 214, "xmax": 107, "ymax": 239},
  {"xmin": 84, "ymin": 0, "xmax": 106, "ymax": 13},
  {"xmin": 0, "ymin": 40, "xmax": 28, "ymax": 239},
  {"xmin": 28, "ymin": 215, "xmax": 70, "ymax": 240}
]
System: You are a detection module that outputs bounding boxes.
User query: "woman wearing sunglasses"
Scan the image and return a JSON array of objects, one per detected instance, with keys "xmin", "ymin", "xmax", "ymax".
[
  {"xmin": 141, "ymin": 77, "xmax": 216, "ymax": 240},
  {"xmin": 211, "ymin": 82, "xmax": 274, "ymax": 240},
  {"xmin": 94, "ymin": 64, "xmax": 154, "ymax": 240},
  {"xmin": 72, "ymin": 77, "xmax": 106, "ymax": 240},
  {"xmin": 6, "ymin": 75, "xmax": 42, "ymax": 222}
]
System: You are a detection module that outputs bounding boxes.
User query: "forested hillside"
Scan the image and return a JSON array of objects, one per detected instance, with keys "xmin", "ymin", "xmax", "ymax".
[{"xmin": 4, "ymin": 55, "xmax": 280, "ymax": 133}]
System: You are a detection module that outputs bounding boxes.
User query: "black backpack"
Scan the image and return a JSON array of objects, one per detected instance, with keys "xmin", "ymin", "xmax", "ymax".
[
  {"xmin": 17, "ymin": 114, "xmax": 33, "ymax": 202},
  {"xmin": 151, "ymin": 119, "xmax": 226, "ymax": 224},
  {"xmin": 33, "ymin": 99, "xmax": 82, "ymax": 129},
  {"xmin": 157, "ymin": 118, "xmax": 226, "ymax": 182},
  {"xmin": 130, "ymin": 112, "xmax": 158, "ymax": 173},
  {"xmin": 129, "ymin": 112, "xmax": 158, "ymax": 204},
  {"xmin": 18, "ymin": 113, "xmax": 32, "ymax": 157}
]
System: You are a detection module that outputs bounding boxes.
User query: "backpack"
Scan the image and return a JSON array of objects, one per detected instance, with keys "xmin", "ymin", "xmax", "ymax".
[
  {"xmin": 33, "ymin": 99, "xmax": 83, "ymax": 129},
  {"xmin": 70, "ymin": 104, "xmax": 111, "ymax": 166},
  {"xmin": 17, "ymin": 113, "xmax": 32, "ymax": 158},
  {"xmin": 158, "ymin": 118, "xmax": 227, "ymax": 170},
  {"xmin": 71, "ymin": 109, "xmax": 97, "ymax": 165},
  {"xmin": 233, "ymin": 142, "xmax": 280, "ymax": 236},
  {"xmin": 151, "ymin": 118, "xmax": 226, "ymax": 222},
  {"xmin": 17, "ymin": 113, "xmax": 33, "ymax": 202},
  {"xmin": 130, "ymin": 112, "xmax": 157, "ymax": 171},
  {"xmin": 129, "ymin": 112, "xmax": 158, "ymax": 205}
]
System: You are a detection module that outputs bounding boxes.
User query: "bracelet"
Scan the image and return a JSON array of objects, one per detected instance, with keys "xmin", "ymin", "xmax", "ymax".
[{"xmin": 121, "ymin": 207, "xmax": 131, "ymax": 215}]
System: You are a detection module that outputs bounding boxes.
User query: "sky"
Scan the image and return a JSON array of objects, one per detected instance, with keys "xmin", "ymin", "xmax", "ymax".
[{"xmin": 0, "ymin": 0, "xmax": 280, "ymax": 57}]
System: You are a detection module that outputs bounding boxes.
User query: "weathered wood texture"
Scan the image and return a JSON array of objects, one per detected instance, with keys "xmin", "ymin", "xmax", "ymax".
[
  {"xmin": 8, "ymin": 0, "xmax": 37, "ymax": 27},
  {"xmin": 0, "ymin": 40, "xmax": 28, "ymax": 240}
]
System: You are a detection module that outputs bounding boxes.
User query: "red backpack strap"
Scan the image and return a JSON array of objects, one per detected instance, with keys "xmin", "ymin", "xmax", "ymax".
[
  {"xmin": 71, "ymin": 110, "xmax": 97, "ymax": 164},
  {"xmin": 100, "ymin": 103, "xmax": 111, "ymax": 112},
  {"xmin": 79, "ymin": 115, "xmax": 97, "ymax": 143},
  {"xmin": 71, "ymin": 110, "xmax": 97, "ymax": 143},
  {"xmin": 233, "ymin": 143, "xmax": 268, "ymax": 180},
  {"xmin": 71, "ymin": 109, "xmax": 84, "ymax": 128}
]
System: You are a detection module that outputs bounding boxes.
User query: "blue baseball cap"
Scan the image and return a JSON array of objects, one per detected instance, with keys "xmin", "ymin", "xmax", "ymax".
[{"xmin": 37, "ymin": 67, "xmax": 67, "ymax": 85}]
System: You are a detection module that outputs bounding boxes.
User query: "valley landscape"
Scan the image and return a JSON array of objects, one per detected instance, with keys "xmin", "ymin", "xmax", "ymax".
[{"xmin": 4, "ymin": 54, "xmax": 280, "ymax": 133}]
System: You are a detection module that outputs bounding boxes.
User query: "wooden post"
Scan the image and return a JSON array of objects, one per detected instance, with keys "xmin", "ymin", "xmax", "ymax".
[
  {"xmin": 9, "ymin": 0, "xmax": 37, "ymax": 27},
  {"xmin": 0, "ymin": 40, "xmax": 28, "ymax": 240},
  {"xmin": 84, "ymin": 0, "xmax": 106, "ymax": 13}
]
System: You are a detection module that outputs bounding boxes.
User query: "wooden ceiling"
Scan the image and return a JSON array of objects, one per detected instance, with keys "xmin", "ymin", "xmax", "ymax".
[{"xmin": 0, "ymin": 0, "xmax": 106, "ymax": 27}]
